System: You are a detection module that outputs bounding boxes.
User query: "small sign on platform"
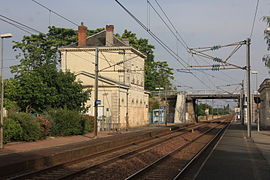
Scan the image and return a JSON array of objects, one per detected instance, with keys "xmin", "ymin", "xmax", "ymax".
[
  {"xmin": 159, "ymin": 106, "xmax": 167, "ymax": 109},
  {"xmin": 95, "ymin": 100, "xmax": 101, "ymax": 106}
]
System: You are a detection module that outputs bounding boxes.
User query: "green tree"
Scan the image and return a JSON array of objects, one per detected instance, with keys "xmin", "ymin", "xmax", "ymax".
[
  {"xmin": 116, "ymin": 30, "xmax": 174, "ymax": 91},
  {"xmin": 4, "ymin": 78, "xmax": 19, "ymax": 110},
  {"xmin": 6, "ymin": 26, "xmax": 104, "ymax": 112},
  {"xmin": 6, "ymin": 70, "xmax": 89, "ymax": 112},
  {"xmin": 263, "ymin": 16, "xmax": 270, "ymax": 70},
  {"xmin": 149, "ymin": 97, "xmax": 160, "ymax": 112},
  {"xmin": 196, "ymin": 103, "xmax": 213, "ymax": 116},
  {"xmin": 11, "ymin": 26, "xmax": 104, "ymax": 76},
  {"xmin": 154, "ymin": 61, "xmax": 174, "ymax": 89}
]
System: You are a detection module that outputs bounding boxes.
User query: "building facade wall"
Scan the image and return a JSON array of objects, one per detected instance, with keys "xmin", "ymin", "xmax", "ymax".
[
  {"xmin": 259, "ymin": 87, "xmax": 270, "ymax": 127},
  {"xmin": 60, "ymin": 48, "xmax": 144, "ymax": 88},
  {"xmin": 59, "ymin": 47, "xmax": 149, "ymax": 129},
  {"xmin": 258, "ymin": 79, "xmax": 270, "ymax": 128}
]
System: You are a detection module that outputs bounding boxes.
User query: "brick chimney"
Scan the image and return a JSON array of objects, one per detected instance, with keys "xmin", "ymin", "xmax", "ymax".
[
  {"xmin": 78, "ymin": 22, "xmax": 87, "ymax": 47},
  {"xmin": 106, "ymin": 25, "xmax": 114, "ymax": 46}
]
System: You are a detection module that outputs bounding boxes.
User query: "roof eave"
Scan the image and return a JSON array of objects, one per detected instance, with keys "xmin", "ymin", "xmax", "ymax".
[{"xmin": 59, "ymin": 46, "xmax": 146, "ymax": 58}]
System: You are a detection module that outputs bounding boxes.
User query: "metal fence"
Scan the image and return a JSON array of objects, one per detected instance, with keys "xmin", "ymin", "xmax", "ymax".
[
  {"xmin": 98, "ymin": 117, "xmax": 121, "ymax": 131},
  {"xmin": 151, "ymin": 90, "xmax": 186, "ymax": 97}
]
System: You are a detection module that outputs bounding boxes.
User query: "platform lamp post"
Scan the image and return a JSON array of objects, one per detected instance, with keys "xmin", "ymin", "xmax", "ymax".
[{"xmin": 0, "ymin": 33, "xmax": 12, "ymax": 149}]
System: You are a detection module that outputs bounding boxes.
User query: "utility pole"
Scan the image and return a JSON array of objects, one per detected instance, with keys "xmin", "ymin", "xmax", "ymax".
[
  {"xmin": 0, "ymin": 33, "xmax": 12, "ymax": 149},
  {"xmin": 94, "ymin": 48, "xmax": 99, "ymax": 137},
  {"xmin": 240, "ymin": 80, "xmax": 244, "ymax": 125},
  {"xmin": 165, "ymin": 86, "xmax": 168, "ymax": 126},
  {"xmin": 246, "ymin": 38, "xmax": 252, "ymax": 138},
  {"xmin": 0, "ymin": 37, "xmax": 3, "ymax": 149},
  {"xmin": 257, "ymin": 102, "xmax": 260, "ymax": 132}
]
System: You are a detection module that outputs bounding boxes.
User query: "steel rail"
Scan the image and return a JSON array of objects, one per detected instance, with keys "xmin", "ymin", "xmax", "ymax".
[
  {"xmin": 191, "ymin": 119, "xmax": 232, "ymax": 180},
  {"xmin": 173, "ymin": 120, "xmax": 231, "ymax": 179},
  {"xmin": 58, "ymin": 123, "xmax": 215, "ymax": 180},
  {"xmin": 9, "ymin": 122, "xmax": 211, "ymax": 180},
  {"xmin": 124, "ymin": 119, "xmax": 230, "ymax": 180}
]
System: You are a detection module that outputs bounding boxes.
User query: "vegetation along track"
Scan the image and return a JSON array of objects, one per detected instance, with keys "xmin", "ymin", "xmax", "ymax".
[{"xmin": 8, "ymin": 116, "xmax": 232, "ymax": 180}]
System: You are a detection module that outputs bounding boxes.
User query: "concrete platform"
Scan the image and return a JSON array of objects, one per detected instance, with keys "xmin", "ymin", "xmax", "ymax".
[
  {"xmin": 196, "ymin": 122, "xmax": 270, "ymax": 180},
  {"xmin": 0, "ymin": 123, "xmax": 184, "ymax": 178}
]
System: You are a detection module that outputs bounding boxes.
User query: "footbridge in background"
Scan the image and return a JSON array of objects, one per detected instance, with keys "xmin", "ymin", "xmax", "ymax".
[
  {"xmin": 151, "ymin": 90, "xmax": 243, "ymax": 124},
  {"xmin": 186, "ymin": 90, "xmax": 241, "ymax": 99},
  {"xmin": 185, "ymin": 90, "xmax": 242, "ymax": 123}
]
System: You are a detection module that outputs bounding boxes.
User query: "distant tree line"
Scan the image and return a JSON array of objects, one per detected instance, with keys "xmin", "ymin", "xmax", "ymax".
[
  {"xmin": 196, "ymin": 103, "xmax": 231, "ymax": 116},
  {"xmin": 263, "ymin": 16, "xmax": 270, "ymax": 70}
]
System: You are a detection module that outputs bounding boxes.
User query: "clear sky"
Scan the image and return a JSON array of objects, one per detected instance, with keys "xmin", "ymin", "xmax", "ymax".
[{"xmin": 1, "ymin": 0, "xmax": 269, "ymax": 99}]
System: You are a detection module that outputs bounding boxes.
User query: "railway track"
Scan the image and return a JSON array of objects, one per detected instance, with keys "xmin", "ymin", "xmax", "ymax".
[
  {"xmin": 8, "ymin": 116, "xmax": 232, "ymax": 180},
  {"xmin": 126, "ymin": 117, "xmax": 231, "ymax": 180}
]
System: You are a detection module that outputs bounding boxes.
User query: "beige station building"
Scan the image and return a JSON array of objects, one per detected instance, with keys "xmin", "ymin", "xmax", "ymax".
[
  {"xmin": 59, "ymin": 23, "xmax": 149, "ymax": 130},
  {"xmin": 258, "ymin": 79, "xmax": 270, "ymax": 129}
]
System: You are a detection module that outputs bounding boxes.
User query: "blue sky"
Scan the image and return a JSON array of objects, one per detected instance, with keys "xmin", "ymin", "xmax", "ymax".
[{"xmin": 1, "ymin": 0, "xmax": 270, "ymax": 97}]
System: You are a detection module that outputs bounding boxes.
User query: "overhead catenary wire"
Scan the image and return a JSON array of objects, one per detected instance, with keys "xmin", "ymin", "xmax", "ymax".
[
  {"xmin": 189, "ymin": 47, "xmax": 245, "ymax": 70},
  {"xmin": 177, "ymin": 67, "xmax": 240, "ymax": 71},
  {"xmin": 29, "ymin": 0, "xmax": 215, "ymax": 90},
  {"xmin": 0, "ymin": 17, "xmax": 33, "ymax": 34},
  {"xmin": 224, "ymin": 44, "xmax": 243, "ymax": 62},
  {"xmin": 0, "ymin": 15, "xmax": 43, "ymax": 34},
  {"xmin": 31, "ymin": 0, "xmax": 79, "ymax": 27},
  {"xmin": 150, "ymin": 0, "xmax": 237, "ymax": 87},
  {"xmin": 100, "ymin": 55, "xmax": 139, "ymax": 72},
  {"xmin": 1, "ymin": 12, "xmax": 132, "ymax": 80},
  {"xmin": 0, "ymin": 15, "xmax": 116, "ymax": 73},
  {"xmin": 115, "ymin": 0, "xmax": 212, "ymax": 89},
  {"xmin": 249, "ymin": 0, "xmax": 260, "ymax": 38},
  {"xmin": 147, "ymin": 0, "xmax": 187, "ymax": 50},
  {"xmin": 0, "ymin": 14, "xmax": 43, "ymax": 34},
  {"xmin": 115, "ymin": 0, "xmax": 189, "ymax": 67},
  {"xmin": 153, "ymin": 0, "xmax": 189, "ymax": 49}
]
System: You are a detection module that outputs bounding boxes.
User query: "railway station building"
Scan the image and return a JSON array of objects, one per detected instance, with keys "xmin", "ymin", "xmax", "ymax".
[
  {"xmin": 58, "ymin": 23, "xmax": 149, "ymax": 130},
  {"xmin": 258, "ymin": 78, "xmax": 270, "ymax": 129}
]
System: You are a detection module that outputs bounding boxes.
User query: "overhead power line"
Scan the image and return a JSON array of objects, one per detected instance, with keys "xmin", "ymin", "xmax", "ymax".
[
  {"xmin": 147, "ymin": 0, "xmax": 187, "ymax": 50},
  {"xmin": 0, "ymin": 17, "xmax": 33, "ymax": 34},
  {"xmin": 0, "ymin": 14, "xmax": 43, "ymax": 34},
  {"xmin": 177, "ymin": 67, "xmax": 240, "ymax": 71},
  {"xmin": 153, "ymin": 0, "xmax": 188, "ymax": 49},
  {"xmin": 115, "ymin": 0, "xmax": 212, "ymax": 89},
  {"xmin": 150, "ymin": 0, "xmax": 236, "ymax": 87},
  {"xmin": 31, "ymin": 0, "xmax": 79, "ymax": 27},
  {"xmin": 189, "ymin": 41, "xmax": 246, "ymax": 70},
  {"xmin": 249, "ymin": 0, "xmax": 260, "ymax": 38}
]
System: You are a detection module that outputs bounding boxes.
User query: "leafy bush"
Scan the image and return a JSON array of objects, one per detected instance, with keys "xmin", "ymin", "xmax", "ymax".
[
  {"xmin": 9, "ymin": 112, "xmax": 41, "ymax": 141},
  {"xmin": 81, "ymin": 115, "xmax": 94, "ymax": 134},
  {"xmin": 48, "ymin": 108, "xmax": 83, "ymax": 136},
  {"xmin": 4, "ymin": 99, "xmax": 19, "ymax": 111},
  {"xmin": 35, "ymin": 117, "xmax": 52, "ymax": 138},
  {"xmin": 149, "ymin": 97, "xmax": 160, "ymax": 112},
  {"xmin": 3, "ymin": 117, "xmax": 23, "ymax": 143}
]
